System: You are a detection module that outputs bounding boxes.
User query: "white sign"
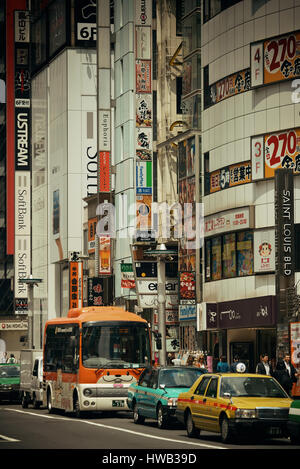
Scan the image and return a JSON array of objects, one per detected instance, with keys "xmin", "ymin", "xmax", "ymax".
[
  {"xmin": 99, "ymin": 110, "xmax": 111, "ymax": 151},
  {"xmin": 136, "ymin": 279, "xmax": 178, "ymax": 295},
  {"xmin": 135, "ymin": 0, "xmax": 152, "ymax": 26},
  {"xmin": 251, "ymin": 42, "xmax": 263, "ymax": 87},
  {"xmin": 136, "ymin": 26, "xmax": 151, "ymax": 59},
  {"xmin": 15, "ymin": 11, "xmax": 30, "ymax": 43},
  {"xmin": 251, "ymin": 135, "xmax": 264, "ymax": 180},
  {"xmin": 254, "ymin": 229, "xmax": 275, "ymax": 273},
  {"xmin": 14, "ymin": 235, "xmax": 31, "ymax": 299},
  {"xmin": 179, "ymin": 304, "xmax": 197, "ymax": 321},
  {"xmin": 205, "ymin": 207, "xmax": 252, "ymax": 237},
  {"xmin": 0, "ymin": 321, "xmax": 28, "ymax": 331},
  {"xmin": 139, "ymin": 294, "xmax": 178, "ymax": 309},
  {"xmin": 15, "ymin": 171, "xmax": 31, "ymax": 237}
]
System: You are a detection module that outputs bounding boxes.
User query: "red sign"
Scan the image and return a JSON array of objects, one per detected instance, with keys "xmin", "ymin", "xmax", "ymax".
[
  {"xmin": 99, "ymin": 151, "xmax": 110, "ymax": 192},
  {"xmin": 179, "ymin": 272, "xmax": 196, "ymax": 300},
  {"xmin": 69, "ymin": 261, "xmax": 83, "ymax": 309}
]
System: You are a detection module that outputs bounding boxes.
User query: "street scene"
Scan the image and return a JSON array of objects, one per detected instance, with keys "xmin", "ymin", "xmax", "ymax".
[{"xmin": 1, "ymin": 0, "xmax": 300, "ymax": 459}]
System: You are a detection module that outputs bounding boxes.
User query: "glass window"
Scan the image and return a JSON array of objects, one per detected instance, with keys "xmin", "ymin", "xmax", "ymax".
[
  {"xmin": 195, "ymin": 376, "xmax": 211, "ymax": 395},
  {"xmin": 237, "ymin": 231, "xmax": 253, "ymax": 276},
  {"xmin": 159, "ymin": 368, "xmax": 205, "ymax": 388},
  {"xmin": 219, "ymin": 376, "xmax": 288, "ymax": 398},
  {"xmin": 205, "ymin": 239, "xmax": 211, "ymax": 281},
  {"xmin": 205, "ymin": 377, "xmax": 218, "ymax": 398},
  {"xmin": 222, "ymin": 233, "xmax": 236, "ymax": 278},
  {"xmin": 139, "ymin": 369, "xmax": 152, "ymax": 387},
  {"xmin": 212, "ymin": 237, "xmax": 221, "ymax": 281},
  {"xmin": 82, "ymin": 322, "xmax": 151, "ymax": 369},
  {"xmin": 44, "ymin": 324, "xmax": 79, "ymax": 373}
]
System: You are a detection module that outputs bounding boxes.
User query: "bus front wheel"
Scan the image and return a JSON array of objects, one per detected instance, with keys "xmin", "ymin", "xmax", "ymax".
[
  {"xmin": 73, "ymin": 392, "xmax": 83, "ymax": 419},
  {"xmin": 47, "ymin": 389, "xmax": 54, "ymax": 414}
]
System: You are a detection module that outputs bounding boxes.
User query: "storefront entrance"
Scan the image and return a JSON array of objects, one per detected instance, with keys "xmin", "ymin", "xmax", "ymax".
[{"xmin": 230, "ymin": 341, "xmax": 254, "ymax": 372}]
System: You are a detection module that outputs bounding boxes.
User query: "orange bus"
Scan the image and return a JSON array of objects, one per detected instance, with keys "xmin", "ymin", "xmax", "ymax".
[{"xmin": 43, "ymin": 306, "xmax": 151, "ymax": 417}]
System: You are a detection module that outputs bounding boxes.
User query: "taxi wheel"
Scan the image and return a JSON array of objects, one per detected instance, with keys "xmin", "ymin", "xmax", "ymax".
[
  {"xmin": 157, "ymin": 404, "xmax": 168, "ymax": 429},
  {"xmin": 133, "ymin": 402, "xmax": 145, "ymax": 425},
  {"xmin": 186, "ymin": 410, "xmax": 200, "ymax": 438},
  {"xmin": 220, "ymin": 415, "xmax": 233, "ymax": 443}
]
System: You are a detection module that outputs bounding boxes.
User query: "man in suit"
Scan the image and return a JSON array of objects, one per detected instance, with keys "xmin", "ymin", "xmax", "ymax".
[
  {"xmin": 256, "ymin": 353, "xmax": 272, "ymax": 376},
  {"xmin": 276, "ymin": 354, "xmax": 299, "ymax": 396}
]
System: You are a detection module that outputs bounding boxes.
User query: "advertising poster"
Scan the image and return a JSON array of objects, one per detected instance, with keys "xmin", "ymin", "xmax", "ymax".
[
  {"xmin": 254, "ymin": 229, "xmax": 275, "ymax": 273},
  {"xmin": 120, "ymin": 264, "xmax": 135, "ymax": 289},
  {"xmin": 290, "ymin": 322, "xmax": 300, "ymax": 397},
  {"xmin": 136, "ymin": 94, "xmax": 152, "ymax": 127},
  {"xmin": 136, "ymin": 194, "xmax": 152, "ymax": 231},
  {"xmin": 264, "ymin": 31, "xmax": 300, "ymax": 85},
  {"xmin": 88, "ymin": 277, "xmax": 104, "ymax": 306},
  {"xmin": 136, "ymin": 161, "xmax": 152, "ymax": 194},
  {"xmin": 264, "ymin": 127, "xmax": 300, "ymax": 178},
  {"xmin": 179, "ymin": 272, "xmax": 196, "ymax": 301},
  {"xmin": 99, "ymin": 236, "xmax": 111, "ymax": 275}
]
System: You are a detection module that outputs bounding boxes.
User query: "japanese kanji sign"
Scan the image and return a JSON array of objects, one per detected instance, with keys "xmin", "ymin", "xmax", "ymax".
[{"xmin": 209, "ymin": 161, "xmax": 252, "ymax": 193}]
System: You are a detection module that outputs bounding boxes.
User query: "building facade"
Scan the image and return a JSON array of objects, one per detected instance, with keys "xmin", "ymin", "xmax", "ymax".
[{"xmin": 200, "ymin": 0, "xmax": 300, "ymax": 371}]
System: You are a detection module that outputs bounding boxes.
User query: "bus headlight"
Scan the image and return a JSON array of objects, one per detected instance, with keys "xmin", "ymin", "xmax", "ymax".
[{"xmin": 83, "ymin": 388, "xmax": 93, "ymax": 397}]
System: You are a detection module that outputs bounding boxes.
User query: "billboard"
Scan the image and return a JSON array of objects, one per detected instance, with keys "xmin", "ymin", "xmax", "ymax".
[{"xmin": 251, "ymin": 30, "xmax": 300, "ymax": 87}]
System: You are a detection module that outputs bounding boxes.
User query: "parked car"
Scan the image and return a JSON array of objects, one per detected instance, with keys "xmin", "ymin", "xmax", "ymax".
[
  {"xmin": 288, "ymin": 399, "xmax": 300, "ymax": 445},
  {"xmin": 127, "ymin": 366, "xmax": 207, "ymax": 429},
  {"xmin": 20, "ymin": 350, "xmax": 43, "ymax": 409},
  {"xmin": 0, "ymin": 363, "xmax": 21, "ymax": 403},
  {"xmin": 176, "ymin": 372, "xmax": 292, "ymax": 443}
]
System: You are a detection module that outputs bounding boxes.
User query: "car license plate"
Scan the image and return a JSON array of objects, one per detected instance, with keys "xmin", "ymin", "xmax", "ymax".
[
  {"xmin": 112, "ymin": 400, "xmax": 125, "ymax": 407},
  {"xmin": 268, "ymin": 427, "xmax": 281, "ymax": 436}
]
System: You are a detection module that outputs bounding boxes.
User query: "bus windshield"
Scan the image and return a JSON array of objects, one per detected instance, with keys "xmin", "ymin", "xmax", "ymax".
[{"xmin": 82, "ymin": 322, "xmax": 151, "ymax": 369}]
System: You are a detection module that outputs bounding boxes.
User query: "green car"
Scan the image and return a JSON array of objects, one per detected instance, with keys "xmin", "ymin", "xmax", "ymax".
[
  {"xmin": 288, "ymin": 399, "xmax": 300, "ymax": 445},
  {"xmin": 0, "ymin": 363, "xmax": 21, "ymax": 403},
  {"xmin": 127, "ymin": 366, "xmax": 207, "ymax": 429}
]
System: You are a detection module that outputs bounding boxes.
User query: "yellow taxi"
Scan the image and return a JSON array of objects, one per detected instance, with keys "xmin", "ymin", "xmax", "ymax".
[{"xmin": 176, "ymin": 372, "xmax": 293, "ymax": 443}]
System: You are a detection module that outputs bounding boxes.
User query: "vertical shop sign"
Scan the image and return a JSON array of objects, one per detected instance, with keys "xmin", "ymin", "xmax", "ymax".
[
  {"xmin": 69, "ymin": 261, "xmax": 83, "ymax": 309},
  {"xmin": 88, "ymin": 277, "xmax": 104, "ymax": 306},
  {"xmin": 14, "ymin": 10, "xmax": 31, "ymax": 314},
  {"xmin": 99, "ymin": 236, "xmax": 111, "ymax": 275}
]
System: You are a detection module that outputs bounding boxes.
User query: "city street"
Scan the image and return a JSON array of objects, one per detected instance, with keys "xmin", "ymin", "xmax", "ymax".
[{"xmin": 0, "ymin": 403, "xmax": 298, "ymax": 455}]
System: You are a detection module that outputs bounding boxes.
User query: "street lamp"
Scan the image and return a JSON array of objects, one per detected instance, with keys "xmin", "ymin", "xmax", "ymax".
[
  {"xmin": 146, "ymin": 243, "xmax": 177, "ymax": 366},
  {"xmin": 19, "ymin": 275, "xmax": 43, "ymax": 349}
]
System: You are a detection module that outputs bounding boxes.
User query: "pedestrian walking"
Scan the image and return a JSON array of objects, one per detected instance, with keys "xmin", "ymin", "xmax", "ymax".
[
  {"xmin": 275, "ymin": 354, "xmax": 299, "ymax": 396},
  {"xmin": 230, "ymin": 355, "xmax": 247, "ymax": 373},
  {"xmin": 194, "ymin": 353, "xmax": 207, "ymax": 370},
  {"xmin": 256, "ymin": 353, "xmax": 272, "ymax": 375},
  {"xmin": 217, "ymin": 355, "xmax": 230, "ymax": 373}
]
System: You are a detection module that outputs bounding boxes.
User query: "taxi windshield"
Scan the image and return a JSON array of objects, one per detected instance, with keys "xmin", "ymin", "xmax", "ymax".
[
  {"xmin": 219, "ymin": 376, "xmax": 288, "ymax": 398},
  {"xmin": 0, "ymin": 365, "xmax": 20, "ymax": 378},
  {"xmin": 159, "ymin": 368, "xmax": 205, "ymax": 388}
]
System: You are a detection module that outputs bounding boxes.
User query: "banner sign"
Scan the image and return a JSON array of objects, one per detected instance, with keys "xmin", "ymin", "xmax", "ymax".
[
  {"xmin": 136, "ymin": 161, "xmax": 152, "ymax": 194},
  {"xmin": 205, "ymin": 68, "xmax": 251, "ymax": 108},
  {"xmin": 14, "ymin": 10, "xmax": 31, "ymax": 314},
  {"xmin": 251, "ymin": 30, "xmax": 300, "ymax": 87},
  {"xmin": 88, "ymin": 277, "xmax": 104, "ymax": 306},
  {"xmin": 88, "ymin": 217, "xmax": 97, "ymax": 254},
  {"xmin": 69, "ymin": 261, "xmax": 83, "ymax": 309},
  {"xmin": 121, "ymin": 263, "xmax": 135, "ymax": 289},
  {"xmin": 252, "ymin": 127, "xmax": 300, "ymax": 180},
  {"xmin": 205, "ymin": 207, "xmax": 252, "ymax": 237},
  {"xmin": 99, "ymin": 236, "xmax": 111, "ymax": 275},
  {"xmin": 209, "ymin": 161, "xmax": 252, "ymax": 193},
  {"xmin": 99, "ymin": 151, "xmax": 111, "ymax": 192},
  {"xmin": 179, "ymin": 272, "xmax": 196, "ymax": 300}
]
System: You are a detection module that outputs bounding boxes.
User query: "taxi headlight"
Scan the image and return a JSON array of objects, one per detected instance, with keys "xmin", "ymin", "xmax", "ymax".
[
  {"xmin": 167, "ymin": 397, "xmax": 178, "ymax": 407},
  {"xmin": 235, "ymin": 409, "xmax": 256, "ymax": 419}
]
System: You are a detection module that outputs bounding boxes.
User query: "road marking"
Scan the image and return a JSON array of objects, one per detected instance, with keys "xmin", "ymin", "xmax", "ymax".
[
  {"xmin": 0, "ymin": 434, "xmax": 20, "ymax": 442},
  {"xmin": 5, "ymin": 408, "xmax": 226, "ymax": 450}
]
